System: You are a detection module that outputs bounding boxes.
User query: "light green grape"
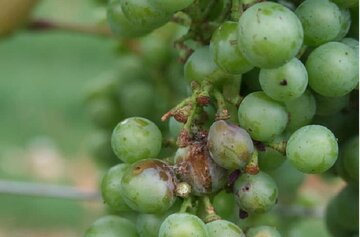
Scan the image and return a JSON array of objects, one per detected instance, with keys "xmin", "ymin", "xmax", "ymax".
[
  {"xmin": 101, "ymin": 164, "xmax": 131, "ymax": 212},
  {"xmin": 288, "ymin": 219, "xmax": 330, "ymax": 237},
  {"xmin": 148, "ymin": 0, "xmax": 194, "ymax": 13},
  {"xmin": 206, "ymin": 220, "xmax": 245, "ymax": 237},
  {"xmin": 237, "ymin": 2, "xmax": 303, "ymax": 68},
  {"xmin": 111, "ymin": 117, "xmax": 162, "ymax": 163},
  {"xmin": 137, "ymin": 213, "xmax": 165, "ymax": 237},
  {"xmin": 246, "ymin": 225, "xmax": 281, "ymax": 237},
  {"xmin": 233, "ymin": 171, "xmax": 278, "ymax": 213},
  {"xmin": 84, "ymin": 215, "xmax": 138, "ymax": 237},
  {"xmin": 159, "ymin": 213, "xmax": 209, "ymax": 237},
  {"xmin": 120, "ymin": 0, "xmax": 171, "ymax": 31},
  {"xmin": 286, "ymin": 125, "xmax": 338, "ymax": 173},
  {"xmin": 315, "ymin": 93, "xmax": 349, "ymax": 116},
  {"xmin": 210, "ymin": 21, "xmax": 253, "ymax": 74},
  {"xmin": 295, "ymin": 0, "xmax": 342, "ymax": 46},
  {"xmin": 238, "ymin": 92, "xmax": 288, "ymax": 142},
  {"xmin": 259, "ymin": 57, "xmax": 308, "ymax": 102},
  {"xmin": 306, "ymin": 42, "xmax": 358, "ymax": 97},
  {"xmin": 342, "ymin": 37, "xmax": 359, "ymax": 57},
  {"xmin": 285, "ymin": 90, "xmax": 316, "ymax": 132},
  {"xmin": 334, "ymin": 8, "xmax": 351, "ymax": 41},
  {"xmin": 184, "ymin": 46, "xmax": 228, "ymax": 84}
]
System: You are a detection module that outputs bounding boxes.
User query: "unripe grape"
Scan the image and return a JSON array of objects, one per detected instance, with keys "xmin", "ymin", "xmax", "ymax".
[
  {"xmin": 326, "ymin": 198, "xmax": 356, "ymax": 237},
  {"xmin": 148, "ymin": 0, "xmax": 194, "ymax": 13},
  {"xmin": 233, "ymin": 172, "xmax": 278, "ymax": 213},
  {"xmin": 334, "ymin": 8, "xmax": 351, "ymax": 41},
  {"xmin": 213, "ymin": 190, "xmax": 237, "ymax": 220},
  {"xmin": 159, "ymin": 213, "xmax": 209, "ymax": 237},
  {"xmin": 206, "ymin": 220, "xmax": 245, "ymax": 237},
  {"xmin": 331, "ymin": 0, "xmax": 358, "ymax": 8},
  {"xmin": 84, "ymin": 215, "xmax": 138, "ymax": 237},
  {"xmin": 285, "ymin": 90, "xmax": 316, "ymax": 133},
  {"xmin": 111, "ymin": 117, "xmax": 162, "ymax": 163},
  {"xmin": 258, "ymin": 135, "xmax": 286, "ymax": 171},
  {"xmin": 306, "ymin": 42, "xmax": 358, "ymax": 97},
  {"xmin": 288, "ymin": 218, "xmax": 333, "ymax": 237},
  {"xmin": 121, "ymin": 159, "xmax": 177, "ymax": 213},
  {"xmin": 315, "ymin": 93, "xmax": 349, "ymax": 116},
  {"xmin": 120, "ymin": 0, "xmax": 171, "ymax": 31},
  {"xmin": 169, "ymin": 117, "xmax": 183, "ymax": 138},
  {"xmin": 238, "ymin": 92, "xmax": 288, "ymax": 142},
  {"xmin": 101, "ymin": 164, "xmax": 131, "ymax": 212},
  {"xmin": 286, "ymin": 125, "xmax": 338, "ymax": 173},
  {"xmin": 207, "ymin": 120, "xmax": 254, "ymax": 170},
  {"xmin": 184, "ymin": 46, "xmax": 228, "ymax": 84},
  {"xmin": 259, "ymin": 58, "xmax": 308, "ymax": 102},
  {"xmin": 107, "ymin": 0, "xmax": 150, "ymax": 37},
  {"xmin": 342, "ymin": 136, "xmax": 359, "ymax": 182},
  {"xmin": 174, "ymin": 143, "xmax": 227, "ymax": 196},
  {"xmin": 210, "ymin": 21, "xmax": 253, "ymax": 74},
  {"xmin": 295, "ymin": 0, "xmax": 342, "ymax": 46},
  {"xmin": 87, "ymin": 98, "xmax": 122, "ymax": 129},
  {"xmin": 237, "ymin": 2, "xmax": 303, "ymax": 68},
  {"xmin": 246, "ymin": 226, "xmax": 281, "ymax": 237},
  {"xmin": 137, "ymin": 213, "xmax": 165, "ymax": 237}
]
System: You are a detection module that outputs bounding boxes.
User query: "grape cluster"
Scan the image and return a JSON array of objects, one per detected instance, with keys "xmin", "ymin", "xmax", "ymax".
[{"xmin": 85, "ymin": 0, "xmax": 358, "ymax": 236}]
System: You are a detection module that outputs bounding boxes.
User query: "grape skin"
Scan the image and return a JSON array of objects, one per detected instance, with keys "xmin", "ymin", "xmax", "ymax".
[
  {"xmin": 238, "ymin": 92, "xmax": 288, "ymax": 142},
  {"xmin": 237, "ymin": 2, "xmax": 304, "ymax": 68},
  {"xmin": 206, "ymin": 220, "xmax": 246, "ymax": 237},
  {"xmin": 246, "ymin": 225, "xmax": 281, "ymax": 237},
  {"xmin": 84, "ymin": 215, "xmax": 138, "ymax": 237},
  {"xmin": 286, "ymin": 125, "xmax": 338, "ymax": 173},
  {"xmin": 259, "ymin": 57, "xmax": 308, "ymax": 102},
  {"xmin": 306, "ymin": 42, "xmax": 359, "ymax": 97}
]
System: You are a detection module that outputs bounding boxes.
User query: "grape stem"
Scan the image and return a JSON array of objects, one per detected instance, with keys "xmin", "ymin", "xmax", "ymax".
[
  {"xmin": 231, "ymin": 0, "xmax": 242, "ymax": 21},
  {"xmin": 222, "ymin": 76, "xmax": 243, "ymax": 107},
  {"xmin": 213, "ymin": 88, "xmax": 230, "ymax": 120},
  {"xmin": 27, "ymin": 19, "xmax": 113, "ymax": 37},
  {"xmin": 244, "ymin": 150, "xmax": 260, "ymax": 174},
  {"xmin": 0, "ymin": 180, "xmax": 101, "ymax": 201},
  {"xmin": 179, "ymin": 197, "xmax": 193, "ymax": 213},
  {"xmin": 266, "ymin": 140, "xmax": 287, "ymax": 155},
  {"xmin": 201, "ymin": 196, "xmax": 221, "ymax": 223}
]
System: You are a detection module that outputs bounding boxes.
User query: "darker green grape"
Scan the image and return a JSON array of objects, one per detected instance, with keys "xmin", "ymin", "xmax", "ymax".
[{"xmin": 84, "ymin": 215, "xmax": 138, "ymax": 237}]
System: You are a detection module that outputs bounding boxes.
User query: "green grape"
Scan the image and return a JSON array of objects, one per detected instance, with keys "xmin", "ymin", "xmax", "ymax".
[
  {"xmin": 101, "ymin": 164, "xmax": 131, "ymax": 212},
  {"xmin": 107, "ymin": 0, "xmax": 149, "ymax": 37},
  {"xmin": 120, "ymin": 0, "xmax": 171, "ymax": 31},
  {"xmin": 342, "ymin": 136, "xmax": 359, "ymax": 182},
  {"xmin": 118, "ymin": 81, "xmax": 155, "ymax": 118},
  {"xmin": 331, "ymin": 0, "xmax": 359, "ymax": 8},
  {"xmin": 169, "ymin": 117, "xmax": 183, "ymax": 138},
  {"xmin": 335, "ymin": 151, "xmax": 358, "ymax": 187},
  {"xmin": 87, "ymin": 131, "xmax": 118, "ymax": 167},
  {"xmin": 334, "ymin": 8, "xmax": 351, "ymax": 41},
  {"xmin": 288, "ymin": 219, "xmax": 330, "ymax": 237},
  {"xmin": 111, "ymin": 117, "xmax": 162, "ymax": 163},
  {"xmin": 246, "ymin": 225, "xmax": 281, "ymax": 237},
  {"xmin": 159, "ymin": 213, "xmax": 209, "ymax": 237},
  {"xmin": 174, "ymin": 143, "xmax": 227, "ymax": 196},
  {"xmin": 238, "ymin": 92, "xmax": 288, "ymax": 142},
  {"xmin": 259, "ymin": 58, "xmax": 308, "ymax": 102},
  {"xmin": 295, "ymin": 0, "xmax": 342, "ymax": 46},
  {"xmin": 121, "ymin": 159, "xmax": 177, "ymax": 213},
  {"xmin": 329, "ymin": 185, "xmax": 359, "ymax": 230},
  {"xmin": 210, "ymin": 21, "xmax": 253, "ymax": 74},
  {"xmin": 206, "ymin": 220, "xmax": 245, "ymax": 237},
  {"xmin": 258, "ymin": 135, "xmax": 286, "ymax": 171},
  {"xmin": 306, "ymin": 42, "xmax": 358, "ymax": 97},
  {"xmin": 87, "ymin": 97, "xmax": 122, "ymax": 129},
  {"xmin": 137, "ymin": 213, "xmax": 165, "ymax": 237},
  {"xmin": 207, "ymin": 120, "xmax": 255, "ymax": 170},
  {"xmin": 342, "ymin": 38, "xmax": 359, "ymax": 55},
  {"xmin": 213, "ymin": 190, "xmax": 237, "ymax": 220},
  {"xmin": 285, "ymin": 90, "xmax": 316, "ymax": 133},
  {"xmin": 268, "ymin": 160, "xmax": 305, "ymax": 204},
  {"xmin": 148, "ymin": 0, "xmax": 194, "ymax": 13},
  {"xmin": 84, "ymin": 215, "xmax": 138, "ymax": 237},
  {"xmin": 314, "ymin": 93, "xmax": 349, "ymax": 116},
  {"xmin": 326, "ymin": 198, "xmax": 356, "ymax": 237},
  {"xmin": 286, "ymin": 125, "xmax": 338, "ymax": 173},
  {"xmin": 237, "ymin": 2, "xmax": 303, "ymax": 68},
  {"xmin": 184, "ymin": 46, "xmax": 228, "ymax": 84},
  {"xmin": 233, "ymin": 171, "xmax": 278, "ymax": 213}
]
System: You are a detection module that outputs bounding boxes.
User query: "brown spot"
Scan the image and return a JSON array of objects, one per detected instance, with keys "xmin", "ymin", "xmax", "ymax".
[{"xmin": 239, "ymin": 209, "xmax": 249, "ymax": 219}]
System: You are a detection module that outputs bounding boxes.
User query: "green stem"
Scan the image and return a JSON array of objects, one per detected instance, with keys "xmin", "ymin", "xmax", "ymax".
[
  {"xmin": 231, "ymin": 0, "xmax": 241, "ymax": 21},
  {"xmin": 223, "ymin": 75, "xmax": 243, "ymax": 107},
  {"xmin": 213, "ymin": 89, "xmax": 230, "ymax": 120},
  {"xmin": 245, "ymin": 150, "xmax": 259, "ymax": 174},
  {"xmin": 266, "ymin": 140, "xmax": 287, "ymax": 155},
  {"xmin": 201, "ymin": 196, "xmax": 221, "ymax": 223},
  {"xmin": 179, "ymin": 197, "xmax": 193, "ymax": 213}
]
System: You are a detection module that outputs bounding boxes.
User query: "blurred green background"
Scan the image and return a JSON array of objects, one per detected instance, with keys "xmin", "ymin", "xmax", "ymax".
[{"xmin": 0, "ymin": 0, "xmax": 114, "ymax": 236}]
